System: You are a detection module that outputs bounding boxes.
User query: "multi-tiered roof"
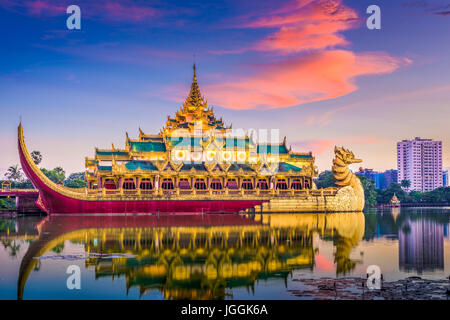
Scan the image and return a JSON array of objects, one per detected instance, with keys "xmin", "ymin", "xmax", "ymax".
[{"xmin": 85, "ymin": 65, "xmax": 316, "ymax": 182}]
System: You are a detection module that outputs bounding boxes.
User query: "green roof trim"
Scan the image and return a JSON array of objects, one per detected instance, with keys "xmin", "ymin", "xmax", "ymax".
[
  {"xmin": 167, "ymin": 137, "xmax": 202, "ymax": 148},
  {"xmin": 257, "ymin": 144, "xmax": 288, "ymax": 154},
  {"xmin": 98, "ymin": 166, "xmax": 112, "ymax": 171},
  {"xmin": 223, "ymin": 137, "xmax": 250, "ymax": 149},
  {"xmin": 290, "ymin": 154, "xmax": 313, "ymax": 159},
  {"xmin": 125, "ymin": 161, "xmax": 158, "ymax": 171},
  {"xmin": 130, "ymin": 141, "xmax": 166, "ymax": 152},
  {"xmin": 96, "ymin": 150, "xmax": 129, "ymax": 156},
  {"xmin": 278, "ymin": 162, "xmax": 302, "ymax": 172}
]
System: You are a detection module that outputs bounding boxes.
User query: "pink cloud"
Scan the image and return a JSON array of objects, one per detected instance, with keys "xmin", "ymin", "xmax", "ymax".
[
  {"xmin": 202, "ymin": 0, "xmax": 412, "ymax": 110},
  {"xmin": 205, "ymin": 50, "xmax": 411, "ymax": 110},
  {"xmin": 246, "ymin": 0, "xmax": 360, "ymax": 54}
]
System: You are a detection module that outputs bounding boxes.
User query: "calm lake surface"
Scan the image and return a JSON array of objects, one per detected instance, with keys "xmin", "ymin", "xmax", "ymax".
[{"xmin": 1, "ymin": 207, "xmax": 449, "ymax": 300}]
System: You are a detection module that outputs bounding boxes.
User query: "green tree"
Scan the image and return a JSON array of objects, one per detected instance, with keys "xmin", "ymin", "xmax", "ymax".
[
  {"xmin": 315, "ymin": 171, "xmax": 335, "ymax": 189},
  {"xmin": 65, "ymin": 172, "xmax": 87, "ymax": 188},
  {"xmin": 30, "ymin": 151, "xmax": 42, "ymax": 165},
  {"xmin": 409, "ymin": 191, "xmax": 423, "ymax": 203},
  {"xmin": 14, "ymin": 179, "xmax": 34, "ymax": 189},
  {"xmin": 41, "ymin": 167, "xmax": 66, "ymax": 184},
  {"xmin": 5, "ymin": 165, "xmax": 23, "ymax": 183},
  {"xmin": 401, "ymin": 179, "xmax": 411, "ymax": 190},
  {"xmin": 65, "ymin": 178, "xmax": 87, "ymax": 188},
  {"xmin": 357, "ymin": 176, "xmax": 377, "ymax": 208},
  {"xmin": 377, "ymin": 182, "xmax": 408, "ymax": 204}
]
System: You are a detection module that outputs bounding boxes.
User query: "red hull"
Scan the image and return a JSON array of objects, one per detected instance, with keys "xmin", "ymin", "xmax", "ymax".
[{"xmin": 18, "ymin": 126, "xmax": 263, "ymax": 215}]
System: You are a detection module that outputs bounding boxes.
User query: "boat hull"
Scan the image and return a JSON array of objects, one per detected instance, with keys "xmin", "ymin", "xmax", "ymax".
[{"xmin": 18, "ymin": 129, "xmax": 263, "ymax": 214}]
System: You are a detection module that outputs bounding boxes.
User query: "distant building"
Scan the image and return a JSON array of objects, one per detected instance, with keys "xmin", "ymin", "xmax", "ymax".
[
  {"xmin": 379, "ymin": 169, "xmax": 398, "ymax": 190},
  {"xmin": 356, "ymin": 168, "xmax": 398, "ymax": 190},
  {"xmin": 443, "ymin": 170, "xmax": 449, "ymax": 187},
  {"xmin": 397, "ymin": 137, "xmax": 443, "ymax": 192}
]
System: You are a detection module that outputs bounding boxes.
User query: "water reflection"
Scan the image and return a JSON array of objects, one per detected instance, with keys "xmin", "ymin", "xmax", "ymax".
[
  {"xmin": 2, "ymin": 209, "xmax": 449, "ymax": 300},
  {"xmin": 16, "ymin": 213, "xmax": 364, "ymax": 300},
  {"xmin": 399, "ymin": 215, "xmax": 444, "ymax": 274}
]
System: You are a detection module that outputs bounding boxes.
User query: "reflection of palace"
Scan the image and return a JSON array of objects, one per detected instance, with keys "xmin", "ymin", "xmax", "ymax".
[
  {"xmin": 399, "ymin": 219, "xmax": 444, "ymax": 274},
  {"xmin": 18, "ymin": 213, "xmax": 364, "ymax": 300}
]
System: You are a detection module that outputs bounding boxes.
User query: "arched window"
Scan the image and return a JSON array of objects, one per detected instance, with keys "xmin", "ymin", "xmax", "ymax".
[
  {"xmin": 304, "ymin": 179, "xmax": 311, "ymax": 189},
  {"xmin": 104, "ymin": 179, "xmax": 116, "ymax": 190},
  {"xmin": 276, "ymin": 179, "xmax": 287, "ymax": 190},
  {"xmin": 194, "ymin": 179, "xmax": 207, "ymax": 190},
  {"xmin": 178, "ymin": 178, "xmax": 190, "ymax": 189},
  {"xmin": 140, "ymin": 178, "xmax": 153, "ymax": 190},
  {"xmin": 226, "ymin": 179, "xmax": 238, "ymax": 190},
  {"xmin": 123, "ymin": 178, "xmax": 136, "ymax": 190},
  {"xmin": 210, "ymin": 179, "xmax": 222, "ymax": 190},
  {"xmin": 257, "ymin": 179, "xmax": 268, "ymax": 190},
  {"xmin": 291, "ymin": 179, "xmax": 302, "ymax": 190},
  {"xmin": 161, "ymin": 178, "xmax": 174, "ymax": 190},
  {"xmin": 242, "ymin": 178, "xmax": 253, "ymax": 190}
]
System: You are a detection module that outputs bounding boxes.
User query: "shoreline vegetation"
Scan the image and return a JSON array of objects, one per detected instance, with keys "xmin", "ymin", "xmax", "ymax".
[
  {"xmin": 315, "ymin": 171, "xmax": 449, "ymax": 209},
  {"xmin": 1, "ymin": 151, "xmax": 87, "ymax": 210}
]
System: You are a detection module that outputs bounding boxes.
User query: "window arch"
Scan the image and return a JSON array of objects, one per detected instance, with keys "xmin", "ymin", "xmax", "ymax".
[
  {"xmin": 276, "ymin": 179, "xmax": 287, "ymax": 190},
  {"xmin": 194, "ymin": 179, "xmax": 207, "ymax": 190},
  {"xmin": 304, "ymin": 179, "xmax": 311, "ymax": 189},
  {"xmin": 291, "ymin": 179, "xmax": 302, "ymax": 190},
  {"xmin": 178, "ymin": 178, "xmax": 190, "ymax": 189},
  {"xmin": 257, "ymin": 179, "xmax": 268, "ymax": 190},
  {"xmin": 242, "ymin": 178, "xmax": 253, "ymax": 190},
  {"xmin": 140, "ymin": 178, "xmax": 153, "ymax": 190},
  {"xmin": 104, "ymin": 179, "xmax": 116, "ymax": 190},
  {"xmin": 226, "ymin": 179, "xmax": 238, "ymax": 190},
  {"xmin": 210, "ymin": 179, "xmax": 222, "ymax": 190},
  {"xmin": 161, "ymin": 178, "xmax": 174, "ymax": 190},
  {"xmin": 123, "ymin": 178, "xmax": 135, "ymax": 190}
]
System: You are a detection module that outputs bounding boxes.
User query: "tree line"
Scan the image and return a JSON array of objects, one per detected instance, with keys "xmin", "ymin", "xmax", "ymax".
[
  {"xmin": 1, "ymin": 151, "xmax": 88, "ymax": 209},
  {"xmin": 1, "ymin": 151, "xmax": 87, "ymax": 189}
]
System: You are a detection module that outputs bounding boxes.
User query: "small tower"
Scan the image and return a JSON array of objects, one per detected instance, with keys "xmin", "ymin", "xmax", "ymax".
[{"xmin": 390, "ymin": 193, "xmax": 401, "ymax": 207}]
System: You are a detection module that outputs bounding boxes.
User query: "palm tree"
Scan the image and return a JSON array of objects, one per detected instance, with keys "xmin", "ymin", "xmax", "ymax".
[
  {"xmin": 5, "ymin": 165, "xmax": 23, "ymax": 183},
  {"xmin": 30, "ymin": 151, "xmax": 42, "ymax": 165},
  {"xmin": 401, "ymin": 179, "xmax": 411, "ymax": 190}
]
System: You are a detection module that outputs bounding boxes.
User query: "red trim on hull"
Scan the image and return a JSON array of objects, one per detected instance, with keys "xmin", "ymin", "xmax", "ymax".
[{"xmin": 18, "ymin": 129, "xmax": 263, "ymax": 215}]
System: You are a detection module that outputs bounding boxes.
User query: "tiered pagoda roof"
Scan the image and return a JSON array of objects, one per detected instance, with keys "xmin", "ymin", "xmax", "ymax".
[{"xmin": 85, "ymin": 64, "xmax": 316, "ymax": 178}]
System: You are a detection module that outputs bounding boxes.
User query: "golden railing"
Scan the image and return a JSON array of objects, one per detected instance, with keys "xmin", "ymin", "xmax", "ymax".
[{"xmin": 81, "ymin": 187, "xmax": 339, "ymax": 201}]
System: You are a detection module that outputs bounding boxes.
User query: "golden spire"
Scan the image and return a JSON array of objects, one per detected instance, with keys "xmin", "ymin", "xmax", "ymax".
[{"xmin": 183, "ymin": 63, "xmax": 206, "ymax": 113}]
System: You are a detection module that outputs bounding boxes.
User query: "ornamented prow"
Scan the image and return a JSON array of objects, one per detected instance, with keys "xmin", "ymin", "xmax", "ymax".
[
  {"xmin": 332, "ymin": 146, "xmax": 365, "ymax": 211},
  {"xmin": 332, "ymin": 146, "xmax": 362, "ymax": 187}
]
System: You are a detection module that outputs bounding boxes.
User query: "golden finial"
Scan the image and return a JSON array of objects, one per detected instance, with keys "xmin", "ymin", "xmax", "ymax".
[{"xmin": 193, "ymin": 63, "xmax": 197, "ymax": 82}]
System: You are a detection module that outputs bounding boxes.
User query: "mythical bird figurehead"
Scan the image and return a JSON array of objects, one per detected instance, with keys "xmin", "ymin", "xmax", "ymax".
[{"xmin": 334, "ymin": 146, "xmax": 362, "ymax": 165}]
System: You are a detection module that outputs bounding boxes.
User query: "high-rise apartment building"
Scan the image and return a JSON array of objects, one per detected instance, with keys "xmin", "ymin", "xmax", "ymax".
[
  {"xmin": 443, "ymin": 170, "xmax": 448, "ymax": 187},
  {"xmin": 397, "ymin": 138, "xmax": 443, "ymax": 192}
]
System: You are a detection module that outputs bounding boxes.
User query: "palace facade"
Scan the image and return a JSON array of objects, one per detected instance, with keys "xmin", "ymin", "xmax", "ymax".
[{"xmin": 84, "ymin": 65, "xmax": 318, "ymax": 194}]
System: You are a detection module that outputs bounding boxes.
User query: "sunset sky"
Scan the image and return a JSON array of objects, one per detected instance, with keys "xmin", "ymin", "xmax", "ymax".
[{"xmin": 0, "ymin": 0, "xmax": 449, "ymax": 176}]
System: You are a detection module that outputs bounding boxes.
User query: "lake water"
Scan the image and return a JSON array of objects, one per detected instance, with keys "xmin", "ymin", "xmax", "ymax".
[{"xmin": 1, "ymin": 207, "xmax": 449, "ymax": 300}]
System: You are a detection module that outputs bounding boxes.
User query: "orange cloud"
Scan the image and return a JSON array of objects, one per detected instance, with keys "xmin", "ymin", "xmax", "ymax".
[
  {"xmin": 206, "ymin": 50, "xmax": 411, "ymax": 110},
  {"xmin": 247, "ymin": 0, "xmax": 359, "ymax": 54}
]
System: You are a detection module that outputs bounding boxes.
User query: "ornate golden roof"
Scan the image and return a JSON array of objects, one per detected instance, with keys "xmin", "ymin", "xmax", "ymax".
[
  {"xmin": 163, "ymin": 64, "xmax": 229, "ymax": 134},
  {"xmin": 183, "ymin": 64, "xmax": 207, "ymax": 113},
  {"xmin": 390, "ymin": 193, "xmax": 400, "ymax": 203}
]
